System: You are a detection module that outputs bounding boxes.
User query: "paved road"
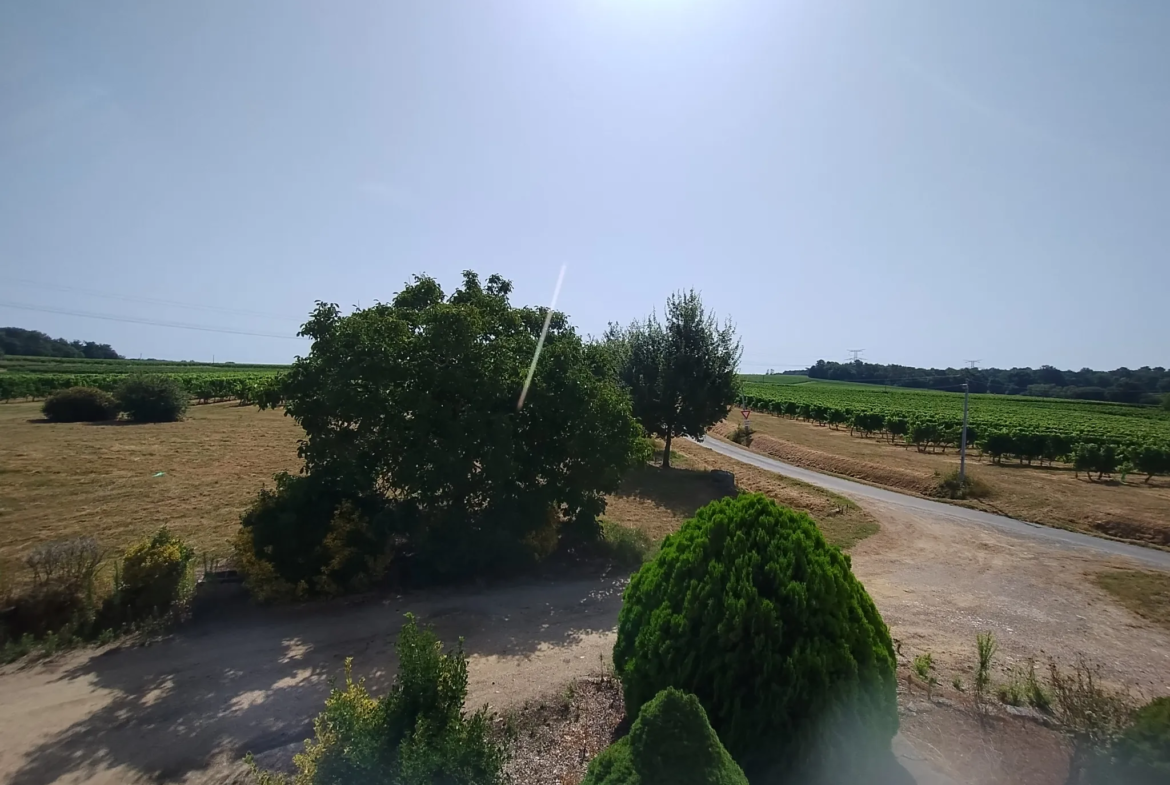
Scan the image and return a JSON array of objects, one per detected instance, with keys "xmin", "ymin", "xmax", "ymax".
[{"xmin": 692, "ymin": 435, "xmax": 1170, "ymax": 571}]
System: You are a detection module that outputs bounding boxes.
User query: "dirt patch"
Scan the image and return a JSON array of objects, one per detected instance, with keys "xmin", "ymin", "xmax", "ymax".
[
  {"xmin": 602, "ymin": 461, "xmax": 730, "ymax": 542},
  {"xmin": 1092, "ymin": 519, "xmax": 1170, "ymax": 547},
  {"xmin": 503, "ymin": 675, "xmax": 625, "ymax": 785},
  {"xmin": 711, "ymin": 421, "xmax": 936, "ymax": 495},
  {"xmin": 897, "ymin": 684, "xmax": 1070, "ymax": 785}
]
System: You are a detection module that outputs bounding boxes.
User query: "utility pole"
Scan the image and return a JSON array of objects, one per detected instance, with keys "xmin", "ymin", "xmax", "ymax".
[{"xmin": 959, "ymin": 382, "xmax": 970, "ymax": 484}]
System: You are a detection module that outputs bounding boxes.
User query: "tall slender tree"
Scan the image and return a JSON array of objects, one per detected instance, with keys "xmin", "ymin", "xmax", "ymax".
[{"xmin": 611, "ymin": 291, "xmax": 741, "ymax": 468}]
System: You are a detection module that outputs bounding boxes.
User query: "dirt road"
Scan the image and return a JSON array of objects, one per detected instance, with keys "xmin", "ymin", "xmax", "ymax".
[{"xmin": 0, "ymin": 575, "xmax": 626, "ymax": 785}]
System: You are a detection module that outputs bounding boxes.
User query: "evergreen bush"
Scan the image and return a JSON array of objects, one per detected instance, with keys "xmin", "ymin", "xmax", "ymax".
[{"xmin": 613, "ymin": 493, "xmax": 898, "ymax": 781}]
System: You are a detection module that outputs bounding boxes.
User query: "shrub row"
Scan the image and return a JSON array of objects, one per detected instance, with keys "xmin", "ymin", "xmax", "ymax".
[
  {"xmin": 743, "ymin": 396, "xmax": 1170, "ymax": 481},
  {"xmin": 41, "ymin": 376, "xmax": 188, "ymax": 423},
  {"xmin": 0, "ymin": 371, "xmax": 284, "ymax": 405}
]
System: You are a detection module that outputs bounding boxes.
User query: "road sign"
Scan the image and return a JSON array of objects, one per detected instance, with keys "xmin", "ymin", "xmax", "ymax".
[{"xmin": 741, "ymin": 409, "xmax": 751, "ymax": 419}]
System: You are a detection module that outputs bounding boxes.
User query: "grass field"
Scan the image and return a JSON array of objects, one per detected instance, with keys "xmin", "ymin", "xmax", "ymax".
[
  {"xmin": 716, "ymin": 410, "xmax": 1170, "ymax": 547},
  {"xmin": 0, "ymin": 401, "xmax": 302, "ymax": 582},
  {"xmin": 0, "ymin": 401, "xmax": 876, "ymax": 586}
]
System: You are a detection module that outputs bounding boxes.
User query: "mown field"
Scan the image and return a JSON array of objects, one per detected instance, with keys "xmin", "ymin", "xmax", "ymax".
[{"xmin": 0, "ymin": 401, "xmax": 876, "ymax": 586}]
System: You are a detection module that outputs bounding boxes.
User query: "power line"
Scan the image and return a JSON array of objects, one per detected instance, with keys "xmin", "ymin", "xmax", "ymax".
[
  {"xmin": 0, "ymin": 276, "xmax": 306, "ymax": 321},
  {"xmin": 0, "ymin": 301, "xmax": 309, "ymax": 340}
]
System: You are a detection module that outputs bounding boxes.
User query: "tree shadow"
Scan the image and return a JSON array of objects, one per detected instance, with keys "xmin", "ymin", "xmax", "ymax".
[
  {"xmin": 6, "ymin": 572, "xmax": 626, "ymax": 785},
  {"xmin": 613, "ymin": 465, "xmax": 728, "ymax": 519}
]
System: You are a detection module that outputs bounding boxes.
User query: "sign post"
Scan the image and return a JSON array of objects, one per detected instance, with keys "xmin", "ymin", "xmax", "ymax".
[{"xmin": 741, "ymin": 408, "xmax": 752, "ymax": 432}]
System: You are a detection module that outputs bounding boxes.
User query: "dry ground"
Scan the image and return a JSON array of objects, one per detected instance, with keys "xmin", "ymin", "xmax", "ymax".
[
  {"xmin": 0, "ymin": 402, "xmax": 302, "ymax": 582},
  {"xmin": 0, "ymin": 402, "xmax": 874, "ymax": 585},
  {"xmin": 2, "ymin": 402, "xmax": 1169, "ymax": 784},
  {"xmin": 714, "ymin": 412, "xmax": 1170, "ymax": 548}
]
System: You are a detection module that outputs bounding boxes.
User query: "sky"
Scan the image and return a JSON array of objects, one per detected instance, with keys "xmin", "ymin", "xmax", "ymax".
[{"xmin": 1, "ymin": 1, "xmax": 1167, "ymax": 372}]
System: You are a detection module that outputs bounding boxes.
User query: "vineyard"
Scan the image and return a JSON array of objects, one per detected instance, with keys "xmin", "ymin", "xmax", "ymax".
[
  {"xmin": 0, "ymin": 356, "xmax": 287, "ymax": 405},
  {"xmin": 741, "ymin": 380, "xmax": 1170, "ymax": 481}
]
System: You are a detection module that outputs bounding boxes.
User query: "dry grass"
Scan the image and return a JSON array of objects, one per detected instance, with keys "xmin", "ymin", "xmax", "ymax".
[
  {"xmin": 669, "ymin": 438, "xmax": 880, "ymax": 550},
  {"xmin": 1094, "ymin": 569, "xmax": 1170, "ymax": 632},
  {"xmin": 0, "ymin": 401, "xmax": 302, "ymax": 583},
  {"xmin": 0, "ymin": 401, "xmax": 879, "ymax": 591},
  {"xmin": 724, "ymin": 411, "xmax": 1170, "ymax": 548}
]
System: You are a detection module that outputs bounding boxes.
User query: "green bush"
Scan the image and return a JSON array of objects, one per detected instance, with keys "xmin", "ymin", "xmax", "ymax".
[
  {"xmin": 41, "ymin": 387, "xmax": 119, "ymax": 422},
  {"xmin": 234, "ymin": 473, "xmax": 392, "ymax": 602},
  {"xmin": 1095, "ymin": 697, "xmax": 1170, "ymax": 784},
  {"xmin": 119, "ymin": 527, "xmax": 195, "ymax": 617},
  {"xmin": 252, "ymin": 615, "xmax": 506, "ymax": 785},
  {"xmin": 581, "ymin": 688, "xmax": 748, "ymax": 785},
  {"xmin": 613, "ymin": 493, "xmax": 898, "ymax": 782},
  {"xmin": 116, "ymin": 374, "xmax": 188, "ymax": 422}
]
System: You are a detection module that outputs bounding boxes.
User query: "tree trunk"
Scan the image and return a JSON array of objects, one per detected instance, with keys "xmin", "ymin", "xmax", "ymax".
[{"xmin": 663, "ymin": 429, "xmax": 672, "ymax": 469}]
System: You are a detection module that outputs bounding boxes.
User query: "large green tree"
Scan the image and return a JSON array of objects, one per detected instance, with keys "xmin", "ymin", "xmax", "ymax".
[
  {"xmin": 609, "ymin": 291, "xmax": 740, "ymax": 468},
  {"xmin": 276, "ymin": 271, "xmax": 644, "ymax": 579}
]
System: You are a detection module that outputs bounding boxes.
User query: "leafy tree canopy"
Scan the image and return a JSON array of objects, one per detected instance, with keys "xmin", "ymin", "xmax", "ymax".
[
  {"xmin": 277, "ymin": 271, "xmax": 644, "ymax": 578},
  {"xmin": 608, "ymin": 291, "xmax": 740, "ymax": 467},
  {"xmin": 0, "ymin": 327, "xmax": 120, "ymax": 359}
]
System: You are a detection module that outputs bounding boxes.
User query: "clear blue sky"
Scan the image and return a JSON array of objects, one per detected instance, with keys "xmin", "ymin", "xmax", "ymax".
[{"xmin": 2, "ymin": 1, "xmax": 1167, "ymax": 371}]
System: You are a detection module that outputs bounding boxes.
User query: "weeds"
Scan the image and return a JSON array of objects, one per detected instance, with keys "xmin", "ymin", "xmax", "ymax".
[
  {"xmin": 952, "ymin": 676, "xmax": 965, "ymax": 692},
  {"xmin": 933, "ymin": 468, "xmax": 992, "ymax": 500},
  {"xmin": 598, "ymin": 519, "xmax": 656, "ymax": 568},
  {"xmin": 913, "ymin": 653, "xmax": 938, "ymax": 700},
  {"xmin": 974, "ymin": 631, "xmax": 997, "ymax": 714},
  {"xmin": 1047, "ymin": 657, "xmax": 1133, "ymax": 784}
]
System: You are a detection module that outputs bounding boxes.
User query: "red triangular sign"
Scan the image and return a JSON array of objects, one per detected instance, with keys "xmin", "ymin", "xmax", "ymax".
[{"xmin": 741, "ymin": 409, "xmax": 751, "ymax": 419}]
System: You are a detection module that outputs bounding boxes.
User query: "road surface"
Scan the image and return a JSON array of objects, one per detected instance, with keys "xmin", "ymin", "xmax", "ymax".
[{"xmin": 692, "ymin": 435, "xmax": 1170, "ymax": 571}]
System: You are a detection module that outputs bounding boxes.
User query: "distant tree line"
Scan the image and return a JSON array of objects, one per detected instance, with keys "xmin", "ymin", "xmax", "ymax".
[
  {"xmin": 799, "ymin": 360, "xmax": 1170, "ymax": 404},
  {"xmin": 0, "ymin": 327, "xmax": 121, "ymax": 360}
]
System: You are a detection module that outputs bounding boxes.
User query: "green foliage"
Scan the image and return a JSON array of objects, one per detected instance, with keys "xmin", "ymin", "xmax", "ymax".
[
  {"xmin": 1163, "ymin": 394, "xmax": 1170, "ymax": 412},
  {"xmin": 597, "ymin": 519, "xmax": 656, "ymax": 568},
  {"xmin": 234, "ymin": 473, "xmax": 392, "ymax": 601},
  {"xmin": 0, "ymin": 362, "xmax": 283, "ymax": 403},
  {"xmin": 740, "ymin": 381, "xmax": 1170, "ymax": 476},
  {"xmin": 116, "ymin": 374, "xmax": 189, "ymax": 422},
  {"xmin": 253, "ymin": 615, "xmax": 506, "ymax": 785},
  {"xmin": 1128, "ymin": 443, "xmax": 1170, "ymax": 484},
  {"xmin": 0, "ymin": 327, "xmax": 120, "ymax": 359},
  {"xmin": 1074, "ymin": 443, "xmax": 1121, "ymax": 480},
  {"xmin": 277, "ymin": 271, "xmax": 643, "ymax": 582},
  {"xmin": 41, "ymin": 386, "xmax": 119, "ymax": 422},
  {"xmin": 118, "ymin": 527, "xmax": 195, "ymax": 617},
  {"xmin": 608, "ymin": 290, "xmax": 741, "ymax": 468},
  {"xmin": 913, "ymin": 653, "xmax": 938, "ymax": 699},
  {"xmin": 581, "ymin": 688, "xmax": 748, "ymax": 785},
  {"xmin": 1095, "ymin": 697, "xmax": 1170, "ymax": 784},
  {"xmin": 613, "ymin": 493, "xmax": 898, "ymax": 781},
  {"xmin": 974, "ymin": 632, "xmax": 997, "ymax": 701}
]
